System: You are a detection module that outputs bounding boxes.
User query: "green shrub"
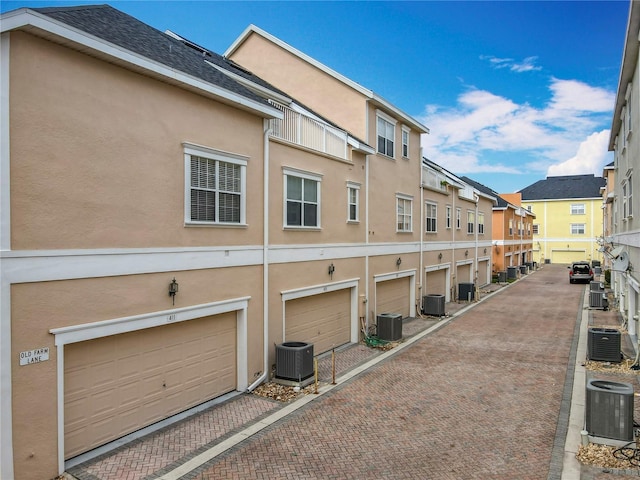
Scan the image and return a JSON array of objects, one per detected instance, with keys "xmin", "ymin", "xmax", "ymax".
[{"xmin": 604, "ymin": 269, "xmax": 611, "ymax": 285}]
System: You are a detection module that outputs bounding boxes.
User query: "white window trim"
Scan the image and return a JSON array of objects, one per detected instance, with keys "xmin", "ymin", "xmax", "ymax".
[
  {"xmin": 183, "ymin": 142, "xmax": 248, "ymax": 226},
  {"xmin": 446, "ymin": 205, "xmax": 452, "ymax": 229},
  {"xmin": 456, "ymin": 208, "xmax": 461, "ymax": 230},
  {"xmin": 396, "ymin": 193, "xmax": 413, "ymax": 233},
  {"xmin": 347, "ymin": 181, "xmax": 360, "ymax": 223},
  {"xmin": 570, "ymin": 203, "xmax": 585, "ymax": 215},
  {"xmin": 478, "ymin": 212, "xmax": 485, "ymax": 235},
  {"xmin": 283, "ymin": 167, "xmax": 323, "ymax": 229},
  {"xmin": 401, "ymin": 125, "xmax": 410, "ymax": 159},
  {"xmin": 570, "ymin": 223, "xmax": 585, "ymax": 235},
  {"xmin": 467, "ymin": 210, "xmax": 475, "ymax": 235},
  {"xmin": 425, "ymin": 201, "xmax": 437, "ymax": 233},
  {"xmin": 376, "ymin": 109, "xmax": 397, "ymax": 159}
]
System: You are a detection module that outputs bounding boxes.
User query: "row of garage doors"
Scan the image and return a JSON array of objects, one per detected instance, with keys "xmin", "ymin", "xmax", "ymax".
[{"xmin": 62, "ymin": 277, "xmax": 411, "ymax": 460}]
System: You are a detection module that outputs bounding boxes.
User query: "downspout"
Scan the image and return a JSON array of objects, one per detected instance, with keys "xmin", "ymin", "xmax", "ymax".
[
  {"xmin": 248, "ymin": 121, "xmax": 272, "ymax": 392},
  {"xmin": 418, "ymin": 150, "xmax": 424, "ymax": 313},
  {"xmin": 365, "ymin": 153, "xmax": 370, "ymax": 334},
  {"xmin": 451, "ymin": 184, "xmax": 456, "ymax": 301},
  {"xmin": 474, "ymin": 193, "xmax": 479, "ymax": 285}
]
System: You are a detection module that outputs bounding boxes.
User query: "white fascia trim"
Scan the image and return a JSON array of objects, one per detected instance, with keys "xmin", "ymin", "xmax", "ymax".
[
  {"xmin": 1, "ymin": 10, "xmax": 281, "ymax": 119},
  {"xmin": 50, "ymin": 297, "xmax": 251, "ymax": 345},
  {"xmin": 347, "ymin": 136, "xmax": 375, "ymax": 154},
  {"xmin": 372, "ymin": 93, "xmax": 430, "ymax": 134},
  {"xmin": 281, "ymin": 278, "xmax": 358, "ymax": 302},
  {"xmin": 225, "ymin": 24, "xmax": 373, "ymax": 98}
]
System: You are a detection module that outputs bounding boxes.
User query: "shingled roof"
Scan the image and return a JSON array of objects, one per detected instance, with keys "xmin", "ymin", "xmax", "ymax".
[
  {"xmin": 459, "ymin": 176, "xmax": 506, "ymax": 208},
  {"xmin": 24, "ymin": 4, "xmax": 370, "ymax": 148},
  {"xmin": 29, "ymin": 4, "xmax": 277, "ymax": 109},
  {"xmin": 519, "ymin": 175, "xmax": 606, "ymax": 200}
]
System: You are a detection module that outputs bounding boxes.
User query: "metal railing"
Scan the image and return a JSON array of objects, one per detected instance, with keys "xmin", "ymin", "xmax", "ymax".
[{"xmin": 269, "ymin": 101, "xmax": 348, "ymax": 160}]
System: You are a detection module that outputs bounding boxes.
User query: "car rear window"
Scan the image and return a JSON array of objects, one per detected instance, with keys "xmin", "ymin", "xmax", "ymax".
[{"xmin": 574, "ymin": 265, "xmax": 590, "ymax": 274}]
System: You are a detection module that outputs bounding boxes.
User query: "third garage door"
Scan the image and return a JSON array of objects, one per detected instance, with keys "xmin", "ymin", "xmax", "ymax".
[
  {"xmin": 64, "ymin": 312, "xmax": 236, "ymax": 459},
  {"xmin": 285, "ymin": 288, "xmax": 351, "ymax": 355}
]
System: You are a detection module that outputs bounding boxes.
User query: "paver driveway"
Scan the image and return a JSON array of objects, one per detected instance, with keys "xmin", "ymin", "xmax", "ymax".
[{"xmin": 189, "ymin": 264, "xmax": 581, "ymax": 480}]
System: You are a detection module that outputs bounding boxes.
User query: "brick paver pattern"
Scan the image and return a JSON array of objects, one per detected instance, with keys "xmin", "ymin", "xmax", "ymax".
[{"xmin": 191, "ymin": 266, "xmax": 581, "ymax": 479}]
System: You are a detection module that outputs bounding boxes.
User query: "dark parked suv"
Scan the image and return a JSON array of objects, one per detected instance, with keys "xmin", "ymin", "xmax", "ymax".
[{"xmin": 568, "ymin": 261, "xmax": 594, "ymax": 284}]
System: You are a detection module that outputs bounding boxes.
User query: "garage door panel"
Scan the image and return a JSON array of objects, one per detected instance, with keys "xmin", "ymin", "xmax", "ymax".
[
  {"xmin": 65, "ymin": 312, "xmax": 237, "ymax": 459},
  {"xmin": 376, "ymin": 277, "xmax": 410, "ymax": 318},
  {"xmin": 285, "ymin": 289, "xmax": 351, "ymax": 354}
]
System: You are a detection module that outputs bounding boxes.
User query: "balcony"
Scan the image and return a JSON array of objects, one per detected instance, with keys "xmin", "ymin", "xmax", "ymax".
[{"xmin": 269, "ymin": 101, "xmax": 348, "ymax": 160}]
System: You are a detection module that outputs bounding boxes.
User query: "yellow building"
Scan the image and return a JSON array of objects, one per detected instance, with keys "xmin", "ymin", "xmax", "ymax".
[{"xmin": 520, "ymin": 175, "xmax": 606, "ymax": 265}]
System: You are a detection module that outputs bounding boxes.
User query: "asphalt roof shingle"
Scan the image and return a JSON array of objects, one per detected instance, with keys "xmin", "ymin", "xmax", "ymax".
[{"xmin": 519, "ymin": 175, "xmax": 606, "ymax": 200}]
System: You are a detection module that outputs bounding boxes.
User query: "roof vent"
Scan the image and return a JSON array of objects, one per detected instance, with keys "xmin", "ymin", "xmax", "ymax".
[{"xmin": 164, "ymin": 30, "xmax": 211, "ymax": 57}]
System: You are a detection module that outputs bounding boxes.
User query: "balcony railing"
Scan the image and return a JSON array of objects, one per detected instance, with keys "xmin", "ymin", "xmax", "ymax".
[{"xmin": 269, "ymin": 101, "xmax": 348, "ymax": 160}]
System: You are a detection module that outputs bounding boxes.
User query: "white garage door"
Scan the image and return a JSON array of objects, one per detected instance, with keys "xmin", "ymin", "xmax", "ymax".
[
  {"xmin": 64, "ymin": 312, "xmax": 236, "ymax": 458},
  {"xmin": 285, "ymin": 288, "xmax": 351, "ymax": 355},
  {"xmin": 376, "ymin": 277, "xmax": 410, "ymax": 318}
]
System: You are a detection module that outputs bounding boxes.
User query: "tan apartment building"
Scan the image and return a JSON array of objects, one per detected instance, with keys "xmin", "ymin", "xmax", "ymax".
[
  {"xmin": 226, "ymin": 26, "xmax": 495, "ymax": 306},
  {"xmin": 1, "ymin": 6, "xmax": 494, "ymax": 478}
]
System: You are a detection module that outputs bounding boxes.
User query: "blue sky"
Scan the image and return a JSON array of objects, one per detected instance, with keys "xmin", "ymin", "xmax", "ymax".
[{"xmin": 1, "ymin": 0, "xmax": 630, "ymax": 193}]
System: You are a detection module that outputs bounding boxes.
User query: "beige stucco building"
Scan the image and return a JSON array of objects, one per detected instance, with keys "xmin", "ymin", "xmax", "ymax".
[{"xmin": 1, "ymin": 6, "xmax": 494, "ymax": 479}]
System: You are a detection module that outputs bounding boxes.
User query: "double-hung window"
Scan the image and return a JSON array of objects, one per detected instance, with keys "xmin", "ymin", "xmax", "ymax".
[
  {"xmin": 571, "ymin": 223, "xmax": 585, "ymax": 235},
  {"xmin": 533, "ymin": 224, "xmax": 539, "ymax": 235},
  {"xmin": 377, "ymin": 111, "xmax": 396, "ymax": 158},
  {"xmin": 284, "ymin": 168, "xmax": 321, "ymax": 228},
  {"xmin": 184, "ymin": 143, "xmax": 247, "ymax": 225},
  {"xmin": 570, "ymin": 204, "xmax": 585, "ymax": 215},
  {"xmin": 467, "ymin": 211, "xmax": 475, "ymax": 234},
  {"xmin": 397, "ymin": 195, "xmax": 412, "ymax": 232},
  {"xmin": 347, "ymin": 182, "xmax": 360, "ymax": 222},
  {"xmin": 456, "ymin": 208, "xmax": 461, "ymax": 230},
  {"xmin": 425, "ymin": 202, "xmax": 437, "ymax": 233},
  {"xmin": 478, "ymin": 212, "xmax": 485, "ymax": 234},
  {"xmin": 625, "ymin": 174, "xmax": 633, "ymax": 218},
  {"xmin": 446, "ymin": 205, "xmax": 452, "ymax": 229},
  {"xmin": 401, "ymin": 126, "xmax": 410, "ymax": 158}
]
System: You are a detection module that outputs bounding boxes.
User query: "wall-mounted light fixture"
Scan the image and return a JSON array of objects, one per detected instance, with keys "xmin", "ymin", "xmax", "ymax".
[
  {"xmin": 465, "ymin": 250, "xmax": 469, "ymax": 257},
  {"xmin": 438, "ymin": 252, "xmax": 443, "ymax": 261},
  {"xmin": 168, "ymin": 277, "xmax": 179, "ymax": 305},
  {"xmin": 396, "ymin": 257, "xmax": 402, "ymax": 267},
  {"xmin": 328, "ymin": 263, "xmax": 335, "ymax": 279}
]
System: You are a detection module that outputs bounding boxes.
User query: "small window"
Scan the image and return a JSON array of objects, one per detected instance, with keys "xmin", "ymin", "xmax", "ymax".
[
  {"xmin": 347, "ymin": 183, "xmax": 360, "ymax": 222},
  {"xmin": 401, "ymin": 126, "xmax": 410, "ymax": 158},
  {"xmin": 467, "ymin": 211, "xmax": 475, "ymax": 234},
  {"xmin": 284, "ymin": 169, "xmax": 321, "ymax": 228},
  {"xmin": 570, "ymin": 223, "xmax": 585, "ymax": 235},
  {"xmin": 397, "ymin": 196, "xmax": 412, "ymax": 232},
  {"xmin": 425, "ymin": 202, "xmax": 437, "ymax": 233},
  {"xmin": 570, "ymin": 204, "xmax": 585, "ymax": 215},
  {"xmin": 478, "ymin": 212, "xmax": 485, "ymax": 234},
  {"xmin": 377, "ymin": 113, "xmax": 396, "ymax": 158},
  {"xmin": 456, "ymin": 208, "xmax": 461, "ymax": 230},
  {"xmin": 184, "ymin": 143, "xmax": 247, "ymax": 225},
  {"xmin": 509, "ymin": 219, "xmax": 513, "ymax": 236},
  {"xmin": 533, "ymin": 224, "xmax": 539, "ymax": 235},
  {"xmin": 446, "ymin": 205, "xmax": 452, "ymax": 229},
  {"xmin": 628, "ymin": 175, "xmax": 633, "ymax": 217}
]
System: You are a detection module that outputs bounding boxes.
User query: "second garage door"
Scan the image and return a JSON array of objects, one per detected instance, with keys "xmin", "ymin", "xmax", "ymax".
[
  {"xmin": 376, "ymin": 277, "xmax": 410, "ymax": 318},
  {"xmin": 285, "ymin": 288, "xmax": 351, "ymax": 355},
  {"xmin": 64, "ymin": 312, "xmax": 237, "ymax": 459}
]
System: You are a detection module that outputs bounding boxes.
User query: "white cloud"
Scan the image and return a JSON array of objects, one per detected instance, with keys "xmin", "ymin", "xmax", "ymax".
[
  {"xmin": 420, "ymin": 77, "xmax": 615, "ymax": 179},
  {"xmin": 480, "ymin": 55, "xmax": 542, "ymax": 72},
  {"xmin": 547, "ymin": 130, "xmax": 611, "ymax": 177}
]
